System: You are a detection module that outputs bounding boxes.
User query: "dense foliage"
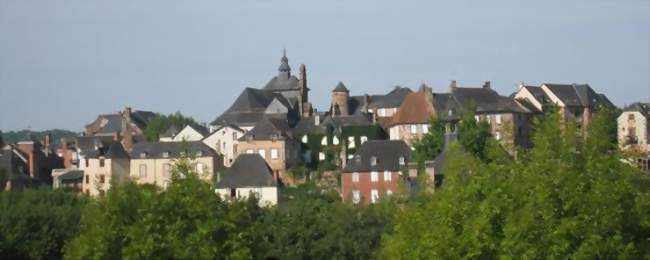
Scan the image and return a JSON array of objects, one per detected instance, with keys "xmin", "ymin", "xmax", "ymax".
[
  {"xmin": 412, "ymin": 117, "xmax": 446, "ymax": 163},
  {"xmin": 458, "ymin": 110, "xmax": 492, "ymax": 161},
  {"xmin": 143, "ymin": 112, "xmax": 196, "ymax": 141},
  {"xmin": 0, "ymin": 188, "xmax": 86, "ymax": 259},
  {"xmin": 382, "ymin": 108, "xmax": 650, "ymax": 259}
]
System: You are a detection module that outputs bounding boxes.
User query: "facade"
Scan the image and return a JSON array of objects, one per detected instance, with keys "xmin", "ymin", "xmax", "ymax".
[
  {"xmin": 215, "ymin": 154, "xmax": 278, "ymax": 206},
  {"xmin": 129, "ymin": 141, "xmax": 219, "ymax": 189},
  {"xmin": 168, "ymin": 123, "xmax": 210, "ymax": 142},
  {"xmin": 341, "ymin": 140, "xmax": 411, "ymax": 204},
  {"xmin": 618, "ymin": 102, "xmax": 650, "ymax": 153},
  {"xmin": 82, "ymin": 140, "xmax": 130, "ymax": 196},
  {"xmin": 0, "ymin": 143, "xmax": 32, "ymax": 190},
  {"xmin": 202, "ymin": 124, "xmax": 245, "ymax": 167},
  {"xmin": 84, "ymin": 107, "xmax": 156, "ymax": 150},
  {"xmin": 389, "ymin": 86, "xmax": 436, "ymax": 147},
  {"xmin": 237, "ymin": 118, "xmax": 300, "ymax": 182},
  {"xmin": 52, "ymin": 169, "xmax": 83, "ymax": 191}
]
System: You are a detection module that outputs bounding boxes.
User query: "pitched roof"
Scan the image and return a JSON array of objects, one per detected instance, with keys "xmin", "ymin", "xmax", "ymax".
[
  {"xmin": 344, "ymin": 140, "xmax": 411, "ymax": 172},
  {"xmin": 239, "ymin": 118, "xmax": 292, "ymax": 141},
  {"xmin": 391, "ymin": 91, "xmax": 435, "ymax": 125},
  {"xmin": 450, "ymin": 87, "xmax": 529, "ymax": 114},
  {"xmin": 332, "ymin": 82, "xmax": 350, "ymax": 93},
  {"xmin": 211, "ymin": 88, "xmax": 293, "ymax": 126},
  {"xmin": 368, "ymin": 87, "xmax": 413, "ymax": 109},
  {"xmin": 160, "ymin": 125, "xmax": 180, "ymax": 138},
  {"xmin": 215, "ymin": 154, "xmax": 276, "ymax": 188},
  {"xmin": 84, "ymin": 141, "xmax": 129, "ymax": 159},
  {"xmin": 623, "ymin": 102, "xmax": 650, "ymax": 119},
  {"xmin": 130, "ymin": 141, "xmax": 215, "ymax": 159},
  {"xmin": 182, "ymin": 122, "xmax": 210, "ymax": 137},
  {"xmin": 542, "ymin": 83, "xmax": 607, "ymax": 107},
  {"xmin": 58, "ymin": 169, "xmax": 84, "ymax": 181}
]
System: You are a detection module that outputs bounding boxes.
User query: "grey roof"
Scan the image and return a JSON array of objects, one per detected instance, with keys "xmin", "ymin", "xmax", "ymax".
[
  {"xmin": 543, "ymin": 83, "xmax": 609, "ymax": 108},
  {"xmin": 623, "ymin": 102, "xmax": 650, "ymax": 119},
  {"xmin": 332, "ymin": 82, "xmax": 350, "ymax": 93},
  {"xmin": 211, "ymin": 88, "xmax": 293, "ymax": 126},
  {"xmin": 263, "ymin": 75, "xmax": 301, "ymax": 91},
  {"xmin": 322, "ymin": 113, "xmax": 374, "ymax": 128},
  {"xmin": 448, "ymin": 87, "xmax": 529, "ymax": 114},
  {"xmin": 344, "ymin": 140, "xmax": 411, "ymax": 172},
  {"xmin": 239, "ymin": 118, "xmax": 292, "ymax": 141},
  {"xmin": 368, "ymin": 87, "xmax": 413, "ymax": 109},
  {"xmin": 523, "ymin": 86, "xmax": 550, "ymax": 105},
  {"xmin": 432, "ymin": 132, "xmax": 458, "ymax": 176},
  {"xmin": 292, "ymin": 114, "xmax": 329, "ymax": 136},
  {"xmin": 215, "ymin": 154, "xmax": 276, "ymax": 188},
  {"xmin": 75, "ymin": 136, "xmax": 115, "ymax": 154},
  {"xmin": 160, "ymin": 125, "xmax": 180, "ymax": 138},
  {"xmin": 92, "ymin": 110, "xmax": 156, "ymax": 135},
  {"xmin": 183, "ymin": 122, "xmax": 210, "ymax": 137},
  {"xmin": 0, "ymin": 145, "xmax": 29, "ymax": 178},
  {"xmin": 84, "ymin": 141, "xmax": 129, "ymax": 159},
  {"xmin": 130, "ymin": 141, "xmax": 216, "ymax": 159},
  {"xmin": 58, "ymin": 170, "xmax": 84, "ymax": 181}
]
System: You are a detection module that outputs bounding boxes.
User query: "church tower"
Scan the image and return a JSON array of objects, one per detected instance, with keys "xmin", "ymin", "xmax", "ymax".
[{"xmin": 331, "ymin": 82, "xmax": 350, "ymax": 116}]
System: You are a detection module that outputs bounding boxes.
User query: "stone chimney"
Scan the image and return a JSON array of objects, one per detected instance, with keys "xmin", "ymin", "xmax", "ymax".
[
  {"xmin": 420, "ymin": 84, "xmax": 433, "ymax": 105},
  {"xmin": 449, "ymin": 80, "xmax": 458, "ymax": 91},
  {"xmin": 362, "ymin": 94, "xmax": 370, "ymax": 113},
  {"xmin": 124, "ymin": 107, "xmax": 132, "ymax": 116},
  {"xmin": 44, "ymin": 132, "xmax": 51, "ymax": 147},
  {"xmin": 483, "ymin": 81, "xmax": 491, "ymax": 89}
]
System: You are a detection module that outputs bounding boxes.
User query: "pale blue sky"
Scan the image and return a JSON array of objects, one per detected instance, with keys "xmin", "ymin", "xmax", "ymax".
[{"xmin": 1, "ymin": 0, "xmax": 648, "ymax": 131}]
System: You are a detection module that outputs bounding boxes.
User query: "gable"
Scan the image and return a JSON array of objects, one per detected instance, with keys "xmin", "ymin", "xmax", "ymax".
[
  {"xmin": 265, "ymin": 98, "xmax": 289, "ymax": 114},
  {"xmin": 172, "ymin": 126, "xmax": 205, "ymax": 142}
]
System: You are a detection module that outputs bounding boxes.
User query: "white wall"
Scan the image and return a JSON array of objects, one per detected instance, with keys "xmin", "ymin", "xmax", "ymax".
[
  {"xmin": 171, "ymin": 126, "xmax": 205, "ymax": 142},
  {"xmin": 215, "ymin": 186, "xmax": 278, "ymax": 206},
  {"xmin": 203, "ymin": 126, "xmax": 245, "ymax": 167}
]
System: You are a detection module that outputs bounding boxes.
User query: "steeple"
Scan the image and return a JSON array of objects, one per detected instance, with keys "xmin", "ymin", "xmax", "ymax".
[{"xmin": 278, "ymin": 48, "xmax": 291, "ymax": 78}]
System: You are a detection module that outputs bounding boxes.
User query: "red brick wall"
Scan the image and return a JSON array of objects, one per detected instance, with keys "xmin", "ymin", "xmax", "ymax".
[{"xmin": 341, "ymin": 170, "xmax": 401, "ymax": 205}]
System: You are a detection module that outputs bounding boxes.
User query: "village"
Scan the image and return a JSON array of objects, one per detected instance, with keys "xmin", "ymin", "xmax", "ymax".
[{"xmin": 1, "ymin": 52, "xmax": 649, "ymax": 206}]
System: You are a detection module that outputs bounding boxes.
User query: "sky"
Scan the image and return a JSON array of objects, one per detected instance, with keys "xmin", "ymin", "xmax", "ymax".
[{"xmin": 0, "ymin": 0, "xmax": 648, "ymax": 131}]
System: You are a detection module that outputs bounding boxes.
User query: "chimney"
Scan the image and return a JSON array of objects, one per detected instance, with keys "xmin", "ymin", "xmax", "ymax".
[
  {"xmin": 421, "ymin": 84, "xmax": 433, "ymax": 105},
  {"xmin": 44, "ymin": 132, "xmax": 51, "ymax": 147},
  {"xmin": 314, "ymin": 114, "xmax": 321, "ymax": 126},
  {"xmin": 517, "ymin": 81, "xmax": 526, "ymax": 91},
  {"xmin": 449, "ymin": 80, "xmax": 458, "ymax": 91},
  {"xmin": 112, "ymin": 131, "xmax": 120, "ymax": 141},
  {"xmin": 124, "ymin": 107, "xmax": 132, "ymax": 116},
  {"xmin": 483, "ymin": 81, "xmax": 491, "ymax": 89},
  {"xmin": 363, "ymin": 94, "xmax": 370, "ymax": 113}
]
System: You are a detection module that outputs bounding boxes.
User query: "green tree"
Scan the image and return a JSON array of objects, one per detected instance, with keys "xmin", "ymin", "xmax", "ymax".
[
  {"xmin": 458, "ymin": 109, "xmax": 492, "ymax": 161},
  {"xmin": 143, "ymin": 112, "xmax": 196, "ymax": 141},
  {"xmin": 412, "ymin": 117, "xmax": 446, "ymax": 163},
  {"xmin": 382, "ymin": 109, "xmax": 650, "ymax": 259},
  {"xmin": 0, "ymin": 188, "xmax": 86, "ymax": 259}
]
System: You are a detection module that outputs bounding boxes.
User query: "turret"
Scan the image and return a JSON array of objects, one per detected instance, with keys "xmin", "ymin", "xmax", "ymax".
[{"xmin": 331, "ymin": 82, "xmax": 350, "ymax": 116}]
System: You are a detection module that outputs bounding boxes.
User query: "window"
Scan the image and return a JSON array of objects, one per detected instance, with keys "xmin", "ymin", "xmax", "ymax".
[
  {"xmin": 139, "ymin": 152, "xmax": 147, "ymax": 158},
  {"xmin": 85, "ymin": 159, "xmax": 88, "ymax": 167},
  {"xmin": 475, "ymin": 115, "xmax": 480, "ymax": 122},
  {"xmin": 352, "ymin": 172, "xmax": 359, "ymax": 182},
  {"xmin": 162, "ymin": 151, "xmax": 170, "ymax": 158},
  {"xmin": 371, "ymin": 156, "xmax": 377, "ymax": 166},
  {"xmin": 386, "ymin": 189, "xmax": 393, "ymax": 196},
  {"xmin": 196, "ymin": 150, "xmax": 204, "ymax": 157},
  {"xmin": 495, "ymin": 131, "xmax": 501, "ymax": 141},
  {"xmin": 85, "ymin": 175, "xmax": 89, "ymax": 184},
  {"xmin": 196, "ymin": 163, "xmax": 204, "ymax": 175},
  {"xmin": 319, "ymin": 152, "xmax": 326, "ymax": 161},
  {"xmin": 321, "ymin": 136, "xmax": 328, "ymax": 146},
  {"xmin": 99, "ymin": 158, "xmax": 105, "ymax": 167},
  {"xmin": 258, "ymin": 149, "xmax": 266, "ymax": 159},
  {"xmin": 352, "ymin": 190, "xmax": 361, "ymax": 204},
  {"xmin": 139, "ymin": 164, "xmax": 147, "ymax": 178},
  {"xmin": 99, "ymin": 174, "xmax": 105, "ymax": 184},
  {"xmin": 302, "ymin": 135, "xmax": 308, "ymax": 143},
  {"xmin": 423, "ymin": 125, "xmax": 429, "ymax": 133},
  {"xmin": 371, "ymin": 189, "xmax": 379, "ymax": 203},
  {"xmin": 379, "ymin": 109, "xmax": 385, "ymax": 117},
  {"xmin": 233, "ymin": 144, "xmax": 238, "ymax": 155},
  {"xmin": 271, "ymin": 148, "xmax": 279, "ymax": 159},
  {"xmin": 232, "ymin": 132, "xmax": 237, "ymax": 140},
  {"xmin": 163, "ymin": 163, "xmax": 171, "ymax": 178},
  {"xmin": 384, "ymin": 171, "xmax": 391, "ymax": 181},
  {"xmin": 399, "ymin": 156, "xmax": 405, "ymax": 166},
  {"xmin": 348, "ymin": 136, "xmax": 356, "ymax": 148},
  {"xmin": 628, "ymin": 114, "xmax": 635, "ymax": 120},
  {"xmin": 496, "ymin": 114, "xmax": 502, "ymax": 124},
  {"xmin": 216, "ymin": 141, "xmax": 221, "ymax": 153},
  {"xmin": 371, "ymin": 171, "xmax": 378, "ymax": 182},
  {"xmin": 360, "ymin": 136, "xmax": 368, "ymax": 144},
  {"xmin": 410, "ymin": 125, "xmax": 417, "ymax": 134},
  {"xmin": 304, "ymin": 150, "xmax": 312, "ymax": 163},
  {"xmin": 246, "ymin": 149, "xmax": 253, "ymax": 154},
  {"xmin": 333, "ymin": 136, "xmax": 340, "ymax": 145}
]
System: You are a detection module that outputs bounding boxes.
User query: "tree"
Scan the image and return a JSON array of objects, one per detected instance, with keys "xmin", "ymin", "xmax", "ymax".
[
  {"xmin": 458, "ymin": 109, "xmax": 492, "ymax": 161},
  {"xmin": 412, "ymin": 117, "xmax": 446, "ymax": 163},
  {"xmin": 143, "ymin": 112, "xmax": 196, "ymax": 141},
  {"xmin": 0, "ymin": 188, "xmax": 86, "ymax": 259},
  {"xmin": 382, "ymin": 109, "xmax": 650, "ymax": 259}
]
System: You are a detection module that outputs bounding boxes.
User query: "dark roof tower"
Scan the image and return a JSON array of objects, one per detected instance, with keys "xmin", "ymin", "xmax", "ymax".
[{"xmin": 278, "ymin": 48, "xmax": 291, "ymax": 79}]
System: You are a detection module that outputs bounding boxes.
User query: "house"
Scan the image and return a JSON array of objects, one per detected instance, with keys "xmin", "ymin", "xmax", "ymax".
[
  {"xmin": 367, "ymin": 86, "xmax": 413, "ymax": 127},
  {"xmin": 82, "ymin": 140, "xmax": 130, "ymax": 196},
  {"xmin": 158, "ymin": 125, "xmax": 180, "ymax": 142},
  {"xmin": 13, "ymin": 132, "xmax": 62, "ymax": 185},
  {"xmin": 0, "ymin": 143, "xmax": 32, "ymax": 190},
  {"xmin": 84, "ymin": 107, "xmax": 156, "ymax": 150},
  {"xmin": 52, "ymin": 169, "xmax": 83, "ymax": 192},
  {"xmin": 210, "ymin": 51, "xmax": 311, "ymax": 130},
  {"xmin": 341, "ymin": 140, "xmax": 411, "ymax": 204},
  {"xmin": 237, "ymin": 118, "xmax": 300, "ymax": 183},
  {"xmin": 168, "ymin": 123, "xmax": 210, "ymax": 142},
  {"xmin": 444, "ymin": 81, "xmax": 534, "ymax": 149},
  {"xmin": 214, "ymin": 154, "xmax": 278, "ymax": 206},
  {"xmin": 202, "ymin": 124, "xmax": 245, "ymax": 167},
  {"xmin": 388, "ymin": 85, "xmax": 436, "ymax": 147},
  {"xmin": 129, "ymin": 141, "xmax": 220, "ymax": 189},
  {"xmin": 513, "ymin": 83, "xmax": 613, "ymax": 131},
  {"xmin": 618, "ymin": 102, "xmax": 650, "ymax": 154}
]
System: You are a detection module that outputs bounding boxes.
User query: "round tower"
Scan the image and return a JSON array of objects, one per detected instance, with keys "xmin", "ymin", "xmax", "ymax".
[{"xmin": 331, "ymin": 82, "xmax": 350, "ymax": 116}]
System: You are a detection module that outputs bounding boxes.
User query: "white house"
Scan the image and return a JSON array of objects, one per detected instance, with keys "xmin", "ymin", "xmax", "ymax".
[
  {"xmin": 202, "ymin": 124, "xmax": 245, "ymax": 167},
  {"xmin": 214, "ymin": 154, "xmax": 278, "ymax": 206},
  {"xmin": 170, "ymin": 123, "xmax": 210, "ymax": 142}
]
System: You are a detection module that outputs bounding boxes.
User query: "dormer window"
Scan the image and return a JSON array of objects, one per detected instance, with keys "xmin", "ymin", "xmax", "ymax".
[
  {"xmin": 162, "ymin": 151, "xmax": 170, "ymax": 158},
  {"xmin": 196, "ymin": 150, "xmax": 204, "ymax": 157},
  {"xmin": 371, "ymin": 156, "xmax": 377, "ymax": 166},
  {"xmin": 139, "ymin": 152, "xmax": 147, "ymax": 158},
  {"xmin": 180, "ymin": 151, "xmax": 186, "ymax": 157},
  {"xmin": 399, "ymin": 156, "xmax": 405, "ymax": 166}
]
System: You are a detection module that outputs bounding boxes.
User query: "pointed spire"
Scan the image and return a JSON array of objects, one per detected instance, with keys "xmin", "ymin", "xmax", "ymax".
[{"xmin": 278, "ymin": 48, "xmax": 291, "ymax": 74}]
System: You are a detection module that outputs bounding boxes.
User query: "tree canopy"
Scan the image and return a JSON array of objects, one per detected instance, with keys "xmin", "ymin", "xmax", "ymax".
[{"xmin": 143, "ymin": 112, "xmax": 196, "ymax": 141}]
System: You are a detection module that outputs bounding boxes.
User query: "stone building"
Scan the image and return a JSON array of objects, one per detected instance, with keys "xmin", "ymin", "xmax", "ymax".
[
  {"xmin": 215, "ymin": 154, "xmax": 278, "ymax": 206},
  {"xmin": 82, "ymin": 140, "xmax": 130, "ymax": 196},
  {"xmin": 618, "ymin": 102, "xmax": 650, "ymax": 153}
]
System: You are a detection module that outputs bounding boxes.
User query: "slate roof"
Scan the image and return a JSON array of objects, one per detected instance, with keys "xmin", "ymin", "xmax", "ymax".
[
  {"xmin": 160, "ymin": 125, "xmax": 180, "ymax": 138},
  {"xmin": 368, "ymin": 87, "xmax": 413, "ymax": 109},
  {"xmin": 542, "ymin": 83, "xmax": 610, "ymax": 108},
  {"xmin": 130, "ymin": 141, "xmax": 216, "ymax": 159},
  {"xmin": 343, "ymin": 140, "xmax": 411, "ymax": 172},
  {"xmin": 215, "ymin": 154, "xmax": 276, "ymax": 188},
  {"xmin": 211, "ymin": 88, "xmax": 292, "ymax": 127},
  {"xmin": 623, "ymin": 102, "xmax": 650, "ymax": 119},
  {"xmin": 391, "ymin": 91, "xmax": 435, "ymax": 125},
  {"xmin": 523, "ymin": 86, "xmax": 550, "ymax": 106},
  {"xmin": 263, "ymin": 76, "xmax": 301, "ymax": 91},
  {"xmin": 323, "ymin": 113, "xmax": 374, "ymax": 128},
  {"xmin": 58, "ymin": 169, "xmax": 84, "ymax": 181},
  {"xmin": 182, "ymin": 122, "xmax": 210, "ymax": 137},
  {"xmin": 90, "ymin": 110, "xmax": 156, "ymax": 136},
  {"xmin": 450, "ymin": 87, "xmax": 529, "ymax": 114},
  {"xmin": 84, "ymin": 141, "xmax": 129, "ymax": 159},
  {"xmin": 432, "ymin": 132, "xmax": 458, "ymax": 176},
  {"xmin": 75, "ymin": 136, "xmax": 117, "ymax": 154},
  {"xmin": 239, "ymin": 118, "xmax": 293, "ymax": 141},
  {"xmin": 332, "ymin": 82, "xmax": 350, "ymax": 93}
]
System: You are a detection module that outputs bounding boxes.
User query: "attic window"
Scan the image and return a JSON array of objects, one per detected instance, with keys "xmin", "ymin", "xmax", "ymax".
[
  {"xmin": 162, "ymin": 151, "xmax": 170, "ymax": 158},
  {"xmin": 196, "ymin": 150, "xmax": 204, "ymax": 157},
  {"xmin": 139, "ymin": 152, "xmax": 147, "ymax": 158},
  {"xmin": 371, "ymin": 156, "xmax": 377, "ymax": 166},
  {"xmin": 399, "ymin": 157, "xmax": 405, "ymax": 166},
  {"xmin": 180, "ymin": 151, "xmax": 186, "ymax": 157}
]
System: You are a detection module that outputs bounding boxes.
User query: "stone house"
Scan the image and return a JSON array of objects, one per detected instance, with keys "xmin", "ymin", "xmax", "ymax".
[
  {"xmin": 388, "ymin": 86, "xmax": 436, "ymax": 147},
  {"xmin": 215, "ymin": 154, "xmax": 278, "ymax": 206},
  {"xmin": 202, "ymin": 124, "xmax": 245, "ymax": 167},
  {"xmin": 82, "ymin": 140, "xmax": 130, "ymax": 196},
  {"xmin": 618, "ymin": 102, "xmax": 650, "ymax": 153},
  {"xmin": 84, "ymin": 107, "xmax": 156, "ymax": 150},
  {"xmin": 341, "ymin": 140, "xmax": 411, "ymax": 205},
  {"xmin": 167, "ymin": 123, "xmax": 210, "ymax": 142}
]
